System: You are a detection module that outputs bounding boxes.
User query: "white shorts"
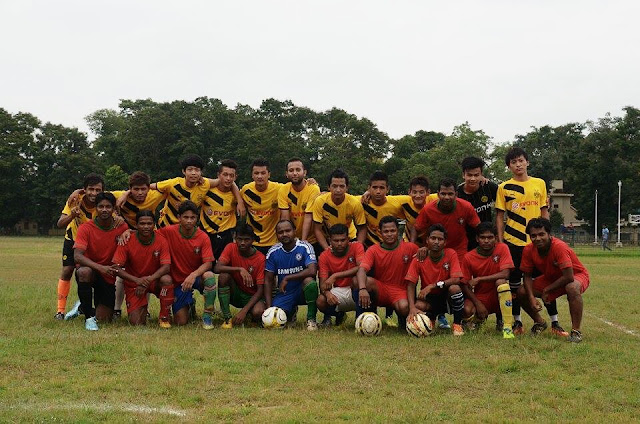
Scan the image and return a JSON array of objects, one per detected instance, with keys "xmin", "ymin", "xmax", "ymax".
[{"xmin": 330, "ymin": 286, "xmax": 356, "ymax": 312}]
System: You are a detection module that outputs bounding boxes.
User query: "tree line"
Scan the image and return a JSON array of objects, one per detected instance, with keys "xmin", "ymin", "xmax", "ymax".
[{"xmin": 1, "ymin": 98, "xmax": 639, "ymax": 233}]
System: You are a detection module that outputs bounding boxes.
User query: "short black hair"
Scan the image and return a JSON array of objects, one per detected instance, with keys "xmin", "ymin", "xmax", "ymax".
[
  {"xmin": 287, "ymin": 157, "xmax": 306, "ymax": 170},
  {"xmin": 505, "ymin": 147, "xmax": 528, "ymax": 167},
  {"xmin": 328, "ymin": 223, "xmax": 349, "ymax": 237},
  {"xmin": 251, "ymin": 158, "xmax": 270, "ymax": 171},
  {"xmin": 178, "ymin": 200, "xmax": 199, "ymax": 216},
  {"xmin": 95, "ymin": 192, "xmax": 116, "ymax": 207},
  {"xmin": 409, "ymin": 176, "xmax": 429, "ymax": 190},
  {"xmin": 461, "ymin": 156, "xmax": 485, "ymax": 172},
  {"xmin": 328, "ymin": 168, "xmax": 349, "ymax": 187},
  {"xmin": 83, "ymin": 173, "xmax": 105, "ymax": 189},
  {"xmin": 476, "ymin": 221, "xmax": 497, "ymax": 237},
  {"xmin": 234, "ymin": 224, "xmax": 256, "ymax": 240},
  {"xmin": 378, "ymin": 215, "xmax": 398, "ymax": 230},
  {"xmin": 369, "ymin": 170, "xmax": 388, "ymax": 185},
  {"xmin": 135, "ymin": 209, "xmax": 155, "ymax": 223},
  {"xmin": 218, "ymin": 159, "xmax": 238, "ymax": 174},
  {"xmin": 526, "ymin": 217, "xmax": 552, "ymax": 235},
  {"xmin": 181, "ymin": 154, "xmax": 205, "ymax": 171},
  {"xmin": 438, "ymin": 178, "xmax": 457, "ymax": 191},
  {"xmin": 275, "ymin": 219, "xmax": 295, "ymax": 231},
  {"xmin": 427, "ymin": 223, "xmax": 447, "ymax": 239}
]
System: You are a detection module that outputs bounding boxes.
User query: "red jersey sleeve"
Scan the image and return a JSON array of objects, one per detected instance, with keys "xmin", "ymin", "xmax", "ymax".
[
  {"xmin": 318, "ymin": 251, "xmax": 330, "ymax": 280},
  {"xmin": 352, "ymin": 242, "xmax": 365, "ymax": 263},
  {"xmin": 73, "ymin": 221, "xmax": 90, "ymax": 251},
  {"xmin": 461, "ymin": 252, "xmax": 473, "ymax": 283},
  {"xmin": 360, "ymin": 247, "xmax": 376, "ymax": 272},
  {"xmin": 449, "ymin": 250, "xmax": 463, "ymax": 278},
  {"xmin": 496, "ymin": 243, "xmax": 514, "ymax": 270},
  {"xmin": 404, "ymin": 258, "xmax": 420, "ymax": 284},
  {"xmin": 218, "ymin": 243, "xmax": 234, "ymax": 265},
  {"xmin": 112, "ymin": 244, "xmax": 129, "ymax": 266},
  {"xmin": 520, "ymin": 244, "xmax": 535, "ymax": 273}
]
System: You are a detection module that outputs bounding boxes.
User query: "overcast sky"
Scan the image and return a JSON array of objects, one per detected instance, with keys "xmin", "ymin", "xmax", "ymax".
[{"xmin": 2, "ymin": 1, "xmax": 639, "ymax": 144}]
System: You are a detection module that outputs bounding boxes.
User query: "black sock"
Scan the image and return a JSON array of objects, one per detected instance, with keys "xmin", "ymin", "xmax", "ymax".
[
  {"xmin": 450, "ymin": 292, "xmax": 464, "ymax": 324},
  {"xmin": 545, "ymin": 299, "xmax": 558, "ymax": 317},
  {"xmin": 77, "ymin": 282, "xmax": 94, "ymax": 318},
  {"xmin": 385, "ymin": 307, "xmax": 394, "ymax": 319}
]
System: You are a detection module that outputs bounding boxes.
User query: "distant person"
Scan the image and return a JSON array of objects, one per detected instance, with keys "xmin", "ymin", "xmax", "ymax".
[{"xmin": 601, "ymin": 225, "xmax": 612, "ymax": 251}]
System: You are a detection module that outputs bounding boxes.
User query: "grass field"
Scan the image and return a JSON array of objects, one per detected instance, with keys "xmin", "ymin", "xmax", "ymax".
[{"xmin": 1, "ymin": 237, "xmax": 639, "ymax": 423}]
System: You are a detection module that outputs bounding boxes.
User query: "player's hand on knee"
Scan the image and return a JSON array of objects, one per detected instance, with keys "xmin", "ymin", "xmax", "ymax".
[
  {"xmin": 358, "ymin": 288, "xmax": 370, "ymax": 309},
  {"xmin": 326, "ymin": 291, "xmax": 339, "ymax": 306},
  {"xmin": 233, "ymin": 311, "xmax": 247, "ymax": 325},
  {"xmin": 280, "ymin": 277, "xmax": 289, "ymax": 293},
  {"xmin": 476, "ymin": 304, "xmax": 488, "ymax": 320}
]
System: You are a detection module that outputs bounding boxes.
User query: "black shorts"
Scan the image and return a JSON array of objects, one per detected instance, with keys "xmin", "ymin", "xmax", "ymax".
[
  {"xmin": 423, "ymin": 291, "xmax": 451, "ymax": 317},
  {"xmin": 79, "ymin": 270, "xmax": 116, "ymax": 310},
  {"xmin": 62, "ymin": 238, "xmax": 75, "ymax": 267},
  {"xmin": 207, "ymin": 229, "xmax": 234, "ymax": 261},
  {"xmin": 312, "ymin": 242, "xmax": 323, "ymax": 262},
  {"xmin": 507, "ymin": 242, "xmax": 540, "ymax": 287}
]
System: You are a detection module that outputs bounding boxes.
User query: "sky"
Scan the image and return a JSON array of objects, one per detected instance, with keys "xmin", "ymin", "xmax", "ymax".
[{"xmin": 2, "ymin": 0, "xmax": 639, "ymax": 144}]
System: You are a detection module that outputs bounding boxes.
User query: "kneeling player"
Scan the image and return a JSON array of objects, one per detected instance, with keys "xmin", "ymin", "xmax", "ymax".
[
  {"xmin": 355, "ymin": 216, "xmax": 418, "ymax": 330},
  {"xmin": 460, "ymin": 222, "xmax": 515, "ymax": 339},
  {"xmin": 214, "ymin": 224, "xmax": 266, "ymax": 327},
  {"xmin": 406, "ymin": 224, "xmax": 466, "ymax": 336},
  {"xmin": 517, "ymin": 218, "xmax": 589, "ymax": 342},
  {"xmin": 112, "ymin": 210, "xmax": 174, "ymax": 328},
  {"xmin": 265, "ymin": 220, "xmax": 319, "ymax": 330},
  {"xmin": 316, "ymin": 224, "xmax": 365, "ymax": 326}
]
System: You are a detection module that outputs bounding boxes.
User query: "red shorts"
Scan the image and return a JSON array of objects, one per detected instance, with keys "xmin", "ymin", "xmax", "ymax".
[
  {"xmin": 124, "ymin": 279, "xmax": 161, "ymax": 314},
  {"xmin": 474, "ymin": 291, "xmax": 499, "ymax": 315},
  {"xmin": 533, "ymin": 273, "xmax": 589, "ymax": 302},
  {"xmin": 374, "ymin": 279, "xmax": 407, "ymax": 306}
]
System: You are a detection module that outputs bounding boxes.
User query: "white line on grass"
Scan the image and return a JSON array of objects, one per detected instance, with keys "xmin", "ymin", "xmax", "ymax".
[
  {"xmin": 6, "ymin": 401, "xmax": 188, "ymax": 417},
  {"xmin": 586, "ymin": 311, "xmax": 639, "ymax": 337}
]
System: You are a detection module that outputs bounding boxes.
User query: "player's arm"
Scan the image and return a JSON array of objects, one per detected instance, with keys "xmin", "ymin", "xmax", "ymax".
[
  {"xmin": 541, "ymin": 267, "xmax": 574, "ymax": 303},
  {"xmin": 214, "ymin": 260, "xmax": 255, "ymax": 288},
  {"xmin": 355, "ymin": 224, "xmax": 367, "ymax": 244},
  {"xmin": 74, "ymin": 248, "xmax": 118, "ymax": 277},
  {"xmin": 314, "ymin": 221, "xmax": 329, "ymax": 250},
  {"xmin": 540, "ymin": 206, "xmax": 549, "ymax": 220},
  {"xmin": 522, "ymin": 272, "xmax": 536, "ymax": 306},
  {"xmin": 234, "ymin": 284, "xmax": 264, "ymax": 325},
  {"xmin": 301, "ymin": 213, "xmax": 313, "ymax": 240},
  {"xmin": 469, "ymin": 269, "xmax": 510, "ymax": 288},
  {"xmin": 495, "ymin": 209, "xmax": 505, "ymax": 243},
  {"xmin": 355, "ymin": 267, "xmax": 371, "ymax": 309},
  {"xmin": 279, "ymin": 263, "xmax": 317, "ymax": 293},
  {"xmin": 182, "ymin": 261, "xmax": 212, "ymax": 291},
  {"xmin": 408, "ymin": 225, "xmax": 417, "ymax": 243},
  {"xmin": 264, "ymin": 270, "xmax": 275, "ymax": 308},
  {"xmin": 406, "ymin": 279, "xmax": 419, "ymax": 321},
  {"xmin": 460, "ymin": 283, "xmax": 487, "ymax": 319},
  {"xmin": 280, "ymin": 208, "xmax": 291, "ymax": 221},
  {"xmin": 57, "ymin": 208, "xmax": 79, "ymax": 228}
]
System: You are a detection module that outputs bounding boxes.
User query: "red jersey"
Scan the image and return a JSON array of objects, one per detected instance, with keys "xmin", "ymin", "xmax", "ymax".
[
  {"xmin": 318, "ymin": 242, "xmax": 365, "ymax": 288},
  {"xmin": 360, "ymin": 241, "xmax": 418, "ymax": 288},
  {"xmin": 217, "ymin": 243, "xmax": 265, "ymax": 295},
  {"xmin": 414, "ymin": 198, "xmax": 480, "ymax": 261},
  {"xmin": 405, "ymin": 248, "xmax": 462, "ymax": 295},
  {"xmin": 158, "ymin": 224, "xmax": 214, "ymax": 285},
  {"xmin": 74, "ymin": 219, "xmax": 128, "ymax": 284},
  {"xmin": 112, "ymin": 232, "xmax": 171, "ymax": 286},
  {"xmin": 520, "ymin": 237, "xmax": 589, "ymax": 281},
  {"xmin": 462, "ymin": 243, "xmax": 514, "ymax": 296}
]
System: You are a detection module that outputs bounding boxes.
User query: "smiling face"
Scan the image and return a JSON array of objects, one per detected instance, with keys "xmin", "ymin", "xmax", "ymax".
[
  {"xmin": 409, "ymin": 184, "xmax": 427, "ymax": 207},
  {"xmin": 529, "ymin": 226, "xmax": 551, "ymax": 251},
  {"xmin": 137, "ymin": 216, "xmax": 155, "ymax": 238},
  {"xmin": 84, "ymin": 183, "xmax": 103, "ymax": 204},
  {"xmin": 380, "ymin": 222, "xmax": 399, "ymax": 246}
]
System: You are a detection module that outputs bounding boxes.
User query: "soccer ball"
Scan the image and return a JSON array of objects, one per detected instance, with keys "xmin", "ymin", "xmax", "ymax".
[
  {"xmin": 262, "ymin": 307, "xmax": 287, "ymax": 329},
  {"xmin": 406, "ymin": 313, "xmax": 434, "ymax": 338},
  {"xmin": 355, "ymin": 312, "xmax": 382, "ymax": 336}
]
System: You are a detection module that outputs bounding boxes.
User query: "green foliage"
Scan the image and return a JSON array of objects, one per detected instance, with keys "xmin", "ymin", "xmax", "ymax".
[
  {"xmin": 549, "ymin": 208, "xmax": 565, "ymax": 231},
  {"xmin": 104, "ymin": 165, "xmax": 129, "ymax": 191}
]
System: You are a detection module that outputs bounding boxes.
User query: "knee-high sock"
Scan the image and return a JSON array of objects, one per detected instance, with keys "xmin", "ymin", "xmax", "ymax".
[
  {"xmin": 114, "ymin": 276, "xmax": 125, "ymax": 311},
  {"xmin": 497, "ymin": 283, "xmax": 513, "ymax": 329},
  {"xmin": 77, "ymin": 282, "xmax": 94, "ymax": 318},
  {"xmin": 545, "ymin": 299, "xmax": 558, "ymax": 319},
  {"xmin": 218, "ymin": 285, "xmax": 232, "ymax": 320},
  {"xmin": 510, "ymin": 281, "xmax": 521, "ymax": 319},
  {"xmin": 303, "ymin": 280, "xmax": 318, "ymax": 321},
  {"xmin": 158, "ymin": 285, "xmax": 174, "ymax": 320},
  {"xmin": 57, "ymin": 279, "xmax": 71, "ymax": 313},
  {"xmin": 324, "ymin": 304, "xmax": 337, "ymax": 318},
  {"xmin": 203, "ymin": 276, "xmax": 217, "ymax": 318},
  {"xmin": 450, "ymin": 291, "xmax": 465, "ymax": 324},
  {"xmin": 385, "ymin": 306, "xmax": 394, "ymax": 319}
]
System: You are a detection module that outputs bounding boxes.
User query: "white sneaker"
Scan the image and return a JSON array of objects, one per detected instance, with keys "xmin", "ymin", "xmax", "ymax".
[{"xmin": 85, "ymin": 316, "xmax": 99, "ymax": 331}]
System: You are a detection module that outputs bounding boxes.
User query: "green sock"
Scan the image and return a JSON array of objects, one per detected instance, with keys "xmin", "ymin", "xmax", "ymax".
[
  {"xmin": 303, "ymin": 280, "xmax": 319, "ymax": 321},
  {"xmin": 203, "ymin": 276, "xmax": 217, "ymax": 318},
  {"xmin": 218, "ymin": 286, "xmax": 232, "ymax": 320}
]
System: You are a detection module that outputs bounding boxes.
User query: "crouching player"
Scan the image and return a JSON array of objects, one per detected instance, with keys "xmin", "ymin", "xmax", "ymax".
[
  {"xmin": 214, "ymin": 224, "xmax": 266, "ymax": 327},
  {"xmin": 517, "ymin": 218, "xmax": 589, "ymax": 342},
  {"xmin": 112, "ymin": 210, "xmax": 174, "ymax": 328},
  {"xmin": 158, "ymin": 201, "xmax": 216, "ymax": 328},
  {"xmin": 265, "ymin": 220, "xmax": 319, "ymax": 331},
  {"xmin": 316, "ymin": 224, "xmax": 365, "ymax": 327},
  {"xmin": 355, "ymin": 216, "xmax": 418, "ymax": 330},
  {"xmin": 73, "ymin": 192, "xmax": 128, "ymax": 330},
  {"xmin": 460, "ymin": 222, "xmax": 515, "ymax": 339},
  {"xmin": 406, "ymin": 224, "xmax": 466, "ymax": 336}
]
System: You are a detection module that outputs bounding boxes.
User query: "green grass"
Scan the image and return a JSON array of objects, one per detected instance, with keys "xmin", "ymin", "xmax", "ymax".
[{"xmin": 1, "ymin": 236, "xmax": 639, "ymax": 422}]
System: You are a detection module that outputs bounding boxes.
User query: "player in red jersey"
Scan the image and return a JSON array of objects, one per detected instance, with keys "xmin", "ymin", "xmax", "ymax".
[
  {"xmin": 516, "ymin": 218, "xmax": 589, "ymax": 342},
  {"xmin": 406, "ymin": 224, "xmax": 467, "ymax": 336},
  {"xmin": 112, "ymin": 210, "xmax": 173, "ymax": 328},
  {"xmin": 214, "ymin": 224, "xmax": 266, "ymax": 327},
  {"xmin": 316, "ymin": 224, "xmax": 365, "ymax": 327},
  {"xmin": 460, "ymin": 222, "xmax": 515, "ymax": 339},
  {"xmin": 73, "ymin": 192, "xmax": 128, "ymax": 331},
  {"xmin": 158, "ymin": 201, "xmax": 216, "ymax": 328},
  {"xmin": 355, "ymin": 216, "xmax": 418, "ymax": 330}
]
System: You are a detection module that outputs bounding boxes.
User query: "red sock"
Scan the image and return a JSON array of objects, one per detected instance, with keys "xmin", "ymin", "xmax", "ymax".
[{"xmin": 159, "ymin": 286, "xmax": 174, "ymax": 320}]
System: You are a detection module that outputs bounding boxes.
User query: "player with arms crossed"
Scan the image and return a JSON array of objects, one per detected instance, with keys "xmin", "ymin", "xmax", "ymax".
[
  {"xmin": 516, "ymin": 218, "xmax": 589, "ymax": 343},
  {"xmin": 264, "ymin": 220, "xmax": 319, "ymax": 330},
  {"xmin": 214, "ymin": 224, "xmax": 266, "ymax": 327}
]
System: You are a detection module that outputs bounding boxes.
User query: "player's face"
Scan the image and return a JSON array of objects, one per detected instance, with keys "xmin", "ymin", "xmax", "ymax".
[
  {"xmin": 508, "ymin": 155, "xmax": 529, "ymax": 177},
  {"xmin": 427, "ymin": 230, "xmax": 445, "ymax": 253},
  {"xmin": 183, "ymin": 166, "xmax": 202, "ymax": 184},
  {"xmin": 476, "ymin": 230, "xmax": 496, "ymax": 251},
  {"xmin": 179, "ymin": 210, "xmax": 198, "ymax": 232},
  {"xmin": 529, "ymin": 226, "xmax": 551, "ymax": 250},
  {"xmin": 218, "ymin": 166, "xmax": 236, "ymax": 190},
  {"xmin": 409, "ymin": 184, "xmax": 428, "ymax": 206},
  {"xmin": 463, "ymin": 167, "xmax": 483, "ymax": 190},
  {"xmin": 437, "ymin": 185, "xmax": 456, "ymax": 209},
  {"xmin": 252, "ymin": 166, "xmax": 270, "ymax": 187},
  {"xmin": 84, "ymin": 183, "xmax": 103, "ymax": 203},
  {"xmin": 286, "ymin": 161, "xmax": 306, "ymax": 185},
  {"xmin": 96, "ymin": 199, "xmax": 114, "ymax": 220},
  {"xmin": 380, "ymin": 222, "xmax": 398, "ymax": 245},
  {"xmin": 329, "ymin": 233, "xmax": 349, "ymax": 255},
  {"xmin": 369, "ymin": 180, "xmax": 388, "ymax": 203},
  {"xmin": 137, "ymin": 216, "xmax": 155, "ymax": 237},
  {"xmin": 130, "ymin": 184, "xmax": 149, "ymax": 203},
  {"xmin": 276, "ymin": 222, "xmax": 295, "ymax": 245},
  {"xmin": 329, "ymin": 178, "xmax": 347, "ymax": 200},
  {"xmin": 235, "ymin": 235, "xmax": 254, "ymax": 253}
]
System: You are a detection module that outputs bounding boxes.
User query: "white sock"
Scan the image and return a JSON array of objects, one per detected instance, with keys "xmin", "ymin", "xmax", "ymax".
[
  {"xmin": 513, "ymin": 315, "xmax": 521, "ymax": 322},
  {"xmin": 549, "ymin": 314, "xmax": 558, "ymax": 323}
]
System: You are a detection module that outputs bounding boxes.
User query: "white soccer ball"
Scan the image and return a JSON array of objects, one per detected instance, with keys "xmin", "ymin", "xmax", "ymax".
[
  {"xmin": 355, "ymin": 312, "xmax": 382, "ymax": 336},
  {"xmin": 406, "ymin": 313, "xmax": 434, "ymax": 338},
  {"xmin": 262, "ymin": 306, "xmax": 287, "ymax": 329}
]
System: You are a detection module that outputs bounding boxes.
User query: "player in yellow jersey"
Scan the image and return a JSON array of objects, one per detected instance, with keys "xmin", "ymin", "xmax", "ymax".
[
  {"xmin": 402, "ymin": 176, "xmax": 437, "ymax": 244},
  {"xmin": 55, "ymin": 173, "xmax": 104, "ymax": 320},
  {"xmin": 312, "ymin": 168, "xmax": 367, "ymax": 252},
  {"xmin": 496, "ymin": 147, "xmax": 567, "ymax": 337},
  {"xmin": 278, "ymin": 157, "xmax": 321, "ymax": 257},
  {"xmin": 241, "ymin": 159, "xmax": 283, "ymax": 255},
  {"xmin": 112, "ymin": 172, "xmax": 167, "ymax": 229}
]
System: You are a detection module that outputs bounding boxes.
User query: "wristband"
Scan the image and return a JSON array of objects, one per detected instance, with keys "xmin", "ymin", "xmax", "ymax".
[
  {"xmin": 359, "ymin": 288, "xmax": 367, "ymax": 291},
  {"xmin": 436, "ymin": 281, "xmax": 445, "ymax": 289}
]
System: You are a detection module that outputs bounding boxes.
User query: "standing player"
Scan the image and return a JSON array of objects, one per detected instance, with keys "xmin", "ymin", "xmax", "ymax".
[
  {"xmin": 312, "ymin": 168, "xmax": 367, "ymax": 251},
  {"xmin": 264, "ymin": 220, "xmax": 319, "ymax": 330},
  {"xmin": 72, "ymin": 192, "xmax": 128, "ymax": 330},
  {"xmin": 495, "ymin": 147, "xmax": 567, "ymax": 336},
  {"xmin": 355, "ymin": 216, "xmax": 419, "ymax": 330},
  {"xmin": 112, "ymin": 210, "xmax": 173, "ymax": 327},
  {"xmin": 214, "ymin": 225, "xmax": 266, "ymax": 327},
  {"xmin": 601, "ymin": 225, "xmax": 612, "ymax": 251},
  {"xmin": 55, "ymin": 173, "xmax": 104, "ymax": 320},
  {"xmin": 517, "ymin": 219, "xmax": 589, "ymax": 342},
  {"xmin": 158, "ymin": 201, "xmax": 216, "ymax": 328},
  {"xmin": 401, "ymin": 176, "xmax": 438, "ymax": 244},
  {"xmin": 316, "ymin": 224, "xmax": 365, "ymax": 327},
  {"xmin": 460, "ymin": 222, "xmax": 515, "ymax": 338},
  {"xmin": 406, "ymin": 224, "xmax": 466, "ymax": 336}
]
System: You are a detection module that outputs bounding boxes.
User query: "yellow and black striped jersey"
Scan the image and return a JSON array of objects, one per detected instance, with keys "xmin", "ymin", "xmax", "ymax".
[
  {"xmin": 61, "ymin": 195, "xmax": 96, "ymax": 241},
  {"xmin": 278, "ymin": 182, "xmax": 320, "ymax": 243},
  {"xmin": 241, "ymin": 181, "xmax": 282, "ymax": 247},
  {"xmin": 496, "ymin": 177, "xmax": 547, "ymax": 246},
  {"xmin": 111, "ymin": 190, "xmax": 166, "ymax": 229},
  {"xmin": 357, "ymin": 195, "xmax": 411, "ymax": 245},
  {"xmin": 311, "ymin": 192, "xmax": 366, "ymax": 240},
  {"xmin": 156, "ymin": 177, "xmax": 211, "ymax": 228},
  {"xmin": 200, "ymin": 187, "xmax": 237, "ymax": 234}
]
